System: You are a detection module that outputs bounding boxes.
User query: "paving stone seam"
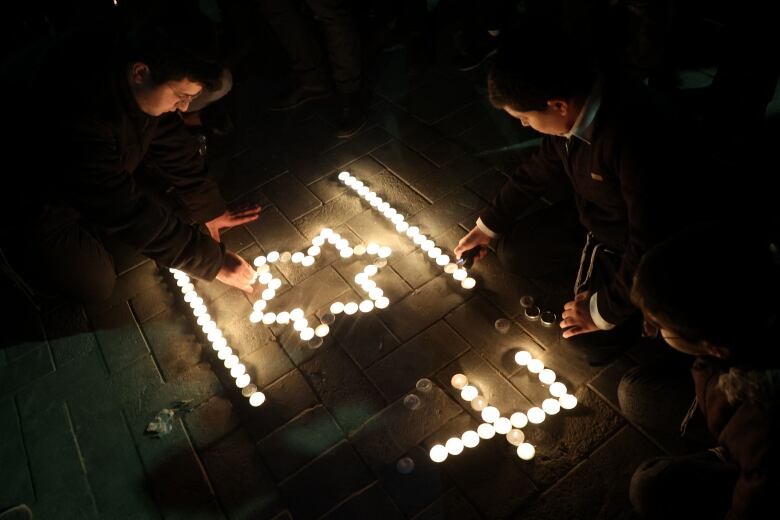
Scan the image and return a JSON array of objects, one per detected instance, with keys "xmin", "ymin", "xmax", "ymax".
[
  {"xmin": 314, "ymin": 480, "xmax": 380, "ymax": 520},
  {"xmin": 275, "ymin": 439, "xmax": 351, "ymax": 488},
  {"xmin": 63, "ymin": 401, "xmax": 100, "ymax": 517},
  {"xmin": 585, "ymin": 384, "xmax": 673, "ymax": 456},
  {"xmin": 12, "ymin": 393, "xmax": 38, "ymax": 504},
  {"xmin": 359, "ymin": 316, "xmax": 456, "ymax": 373},
  {"xmin": 368, "ymin": 153, "xmax": 437, "ymax": 205}
]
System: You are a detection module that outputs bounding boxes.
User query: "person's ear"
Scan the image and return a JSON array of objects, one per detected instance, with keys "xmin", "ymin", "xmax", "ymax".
[
  {"xmin": 129, "ymin": 63, "xmax": 150, "ymax": 86},
  {"xmin": 547, "ymin": 99, "xmax": 568, "ymax": 116}
]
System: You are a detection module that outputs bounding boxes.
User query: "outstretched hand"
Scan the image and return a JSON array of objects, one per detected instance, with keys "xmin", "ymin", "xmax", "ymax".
[
  {"xmin": 216, "ymin": 252, "xmax": 256, "ymax": 293},
  {"xmin": 454, "ymin": 226, "xmax": 491, "ymax": 263},
  {"xmin": 206, "ymin": 205, "xmax": 261, "ymax": 242},
  {"xmin": 560, "ymin": 291, "xmax": 600, "ymax": 338}
]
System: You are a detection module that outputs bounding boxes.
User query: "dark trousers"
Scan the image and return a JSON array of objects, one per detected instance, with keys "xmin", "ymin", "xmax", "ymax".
[
  {"xmin": 3, "ymin": 174, "xmax": 192, "ymax": 304},
  {"xmin": 4, "ymin": 205, "xmax": 117, "ymax": 304},
  {"xmin": 260, "ymin": 0, "xmax": 361, "ymax": 94}
]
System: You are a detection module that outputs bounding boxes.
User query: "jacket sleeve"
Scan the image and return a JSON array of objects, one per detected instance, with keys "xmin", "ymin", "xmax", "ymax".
[
  {"xmin": 595, "ymin": 127, "xmax": 668, "ymax": 324},
  {"xmin": 61, "ymin": 116, "xmax": 224, "ymax": 280},
  {"xmin": 479, "ymin": 136, "xmax": 563, "ymax": 234},
  {"xmin": 143, "ymin": 113, "xmax": 226, "ymax": 224}
]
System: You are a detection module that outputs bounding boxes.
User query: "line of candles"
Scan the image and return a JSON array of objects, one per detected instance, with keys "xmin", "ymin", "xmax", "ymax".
[{"xmin": 169, "ymin": 268, "xmax": 266, "ymax": 407}]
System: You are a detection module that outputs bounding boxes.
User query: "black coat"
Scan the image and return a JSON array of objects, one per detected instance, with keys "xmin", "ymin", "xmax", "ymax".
[
  {"xmin": 7, "ymin": 30, "xmax": 225, "ymax": 280},
  {"xmin": 480, "ymin": 80, "xmax": 685, "ymax": 324}
]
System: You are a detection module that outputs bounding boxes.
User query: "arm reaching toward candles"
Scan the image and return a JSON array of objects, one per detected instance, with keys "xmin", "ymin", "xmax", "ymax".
[{"xmin": 216, "ymin": 252, "xmax": 256, "ymax": 293}]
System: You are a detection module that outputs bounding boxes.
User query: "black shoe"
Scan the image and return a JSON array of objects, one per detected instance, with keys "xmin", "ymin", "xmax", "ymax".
[
  {"xmin": 335, "ymin": 93, "xmax": 367, "ymax": 139},
  {"xmin": 454, "ymin": 30, "xmax": 498, "ymax": 72},
  {"xmin": 269, "ymin": 84, "xmax": 332, "ymax": 111}
]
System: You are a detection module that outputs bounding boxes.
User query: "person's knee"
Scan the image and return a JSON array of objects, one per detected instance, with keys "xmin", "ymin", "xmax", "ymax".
[
  {"xmin": 73, "ymin": 269, "xmax": 117, "ymax": 304},
  {"xmin": 630, "ymin": 457, "xmax": 674, "ymax": 518}
]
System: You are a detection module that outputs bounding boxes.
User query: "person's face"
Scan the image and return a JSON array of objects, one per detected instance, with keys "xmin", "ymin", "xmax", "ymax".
[
  {"xmin": 503, "ymin": 99, "xmax": 576, "ymax": 136},
  {"xmin": 643, "ymin": 311, "xmax": 727, "ymax": 359},
  {"xmin": 128, "ymin": 63, "xmax": 202, "ymax": 116}
]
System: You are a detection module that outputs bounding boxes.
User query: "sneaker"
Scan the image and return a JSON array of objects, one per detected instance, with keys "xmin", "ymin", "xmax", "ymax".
[
  {"xmin": 269, "ymin": 84, "xmax": 332, "ymax": 111},
  {"xmin": 335, "ymin": 93, "xmax": 367, "ymax": 139},
  {"xmin": 454, "ymin": 30, "xmax": 498, "ymax": 72}
]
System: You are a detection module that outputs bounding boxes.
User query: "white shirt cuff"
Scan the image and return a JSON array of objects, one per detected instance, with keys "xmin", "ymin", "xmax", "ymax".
[
  {"xmin": 476, "ymin": 217, "xmax": 499, "ymax": 238},
  {"xmin": 589, "ymin": 292, "xmax": 616, "ymax": 331}
]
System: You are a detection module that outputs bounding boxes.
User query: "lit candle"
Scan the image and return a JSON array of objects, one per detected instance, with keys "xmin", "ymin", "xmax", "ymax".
[
  {"xmin": 542, "ymin": 398, "xmax": 561, "ymax": 415},
  {"xmin": 494, "ymin": 417, "xmax": 512, "ymax": 434},
  {"xmin": 460, "ymin": 385, "xmax": 478, "ymax": 401},
  {"xmin": 462, "ymin": 430, "xmax": 480, "ymax": 448},
  {"xmin": 559, "ymin": 394, "xmax": 577, "ymax": 410},
  {"xmin": 539, "ymin": 369, "xmax": 556, "ymax": 385},
  {"xmin": 481, "ymin": 406, "xmax": 500, "ymax": 423},
  {"xmin": 450, "ymin": 373, "xmax": 468, "ymax": 389},
  {"xmin": 460, "ymin": 277, "xmax": 476, "ymax": 289},
  {"xmin": 527, "ymin": 359, "xmax": 544, "ymax": 374},
  {"xmin": 470, "ymin": 395, "xmax": 488, "ymax": 412},
  {"xmin": 429, "ymin": 444, "xmax": 448, "ymax": 463},
  {"xmin": 510, "ymin": 412, "xmax": 528, "ymax": 429},
  {"xmin": 506, "ymin": 429, "xmax": 525, "ymax": 446},
  {"xmin": 445, "ymin": 437, "xmax": 464, "ymax": 456},
  {"xmin": 527, "ymin": 407, "xmax": 545, "ymax": 424},
  {"xmin": 477, "ymin": 423, "xmax": 496, "ymax": 439},
  {"xmin": 549, "ymin": 382, "xmax": 567, "ymax": 397},
  {"xmin": 249, "ymin": 391, "xmax": 266, "ymax": 407},
  {"xmin": 516, "ymin": 443, "xmax": 535, "ymax": 461}
]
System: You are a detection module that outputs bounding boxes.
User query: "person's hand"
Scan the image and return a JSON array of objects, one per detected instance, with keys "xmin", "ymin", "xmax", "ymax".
[
  {"xmin": 216, "ymin": 252, "xmax": 256, "ymax": 293},
  {"xmin": 205, "ymin": 205, "xmax": 261, "ymax": 242},
  {"xmin": 560, "ymin": 291, "xmax": 600, "ymax": 338},
  {"xmin": 454, "ymin": 226, "xmax": 491, "ymax": 263}
]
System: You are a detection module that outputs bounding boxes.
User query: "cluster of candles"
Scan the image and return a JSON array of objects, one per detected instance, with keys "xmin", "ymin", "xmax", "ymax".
[
  {"xmin": 337, "ymin": 171, "xmax": 476, "ymax": 289},
  {"xmin": 249, "ymin": 227, "xmax": 392, "ymax": 346},
  {"xmin": 428, "ymin": 350, "xmax": 578, "ymax": 463},
  {"xmin": 169, "ymin": 268, "xmax": 266, "ymax": 407}
]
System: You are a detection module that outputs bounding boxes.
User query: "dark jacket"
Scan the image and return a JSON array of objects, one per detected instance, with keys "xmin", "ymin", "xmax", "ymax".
[
  {"xmin": 692, "ymin": 358, "xmax": 779, "ymax": 519},
  {"xmin": 6, "ymin": 30, "xmax": 225, "ymax": 280},
  {"xmin": 480, "ymin": 80, "xmax": 682, "ymax": 324}
]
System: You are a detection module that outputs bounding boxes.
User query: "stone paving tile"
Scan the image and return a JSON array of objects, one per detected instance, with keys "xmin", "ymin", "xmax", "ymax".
[
  {"xmin": 329, "ymin": 308, "xmax": 400, "ymax": 370},
  {"xmin": 22, "ymin": 402, "xmax": 99, "ymax": 519},
  {"xmin": 308, "ymin": 156, "xmax": 386, "ymax": 203},
  {"xmin": 368, "ymin": 100, "xmax": 441, "ymax": 151},
  {"xmin": 371, "ymin": 140, "xmax": 437, "ymax": 196},
  {"xmin": 358, "ymin": 167, "xmax": 431, "ymax": 216},
  {"xmin": 0, "ymin": 343, "xmax": 55, "ymax": 398},
  {"xmin": 465, "ymin": 168, "xmax": 508, "ymax": 203},
  {"xmin": 410, "ymin": 188, "xmax": 483, "ymax": 238},
  {"xmin": 73, "ymin": 406, "xmax": 160, "ymax": 520},
  {"xmin": 423, "ymin": 413, "xmax": 537, "ymax": 519},
  {"xmin": 242, "ymin": 369, "xmax": 319, "ymax": 440},
  {"xmin": 257, "ymin": 405, "xmax": 343, "ymax": 482},
  {"xmin": 468, "ymin": 251, "xmax": 538, "ymax": 319},
  {"xmin": 202, "ymin": 428, "xmax": 282, "ymax": 520},
  {"xmin": 367, "ymin": 321, "xmax": 470, "ymax": 402},
  {"xmin": 403, "ymin": 156, "xmax": 493, "ymax": 203},
  {"xmin": 445, "ymin": 296, "xmax": 540, "ymax": 379},
  {"xmin": 279, "ymin": 441, "xmax": 373, "ymax": 520},
  {"xmin": 246, "ymin": 205, "xmax": 309, "ymax": 253},
  {"xmin": 0, "ymin": 397, "xmax": 35, "ymax": 510},
  {"xmin": 380, "ymin": 275, "xmax": 471, "ymax": 342},
  {"xmin": 1, "ymin": 307, "xmax": 46, "ymax": 362},
  {"xmin": 432, "ymin": 100, "xmax": 491, "ymax": 138},
  {"xmin": 349, "ymin": 416, "xmax": 406, "ymax": 473},
  {"xmin": 436, "ymin": 350, "xmax": 536, "ymax": 420},
  {"xmin": 43, "ymin": 303, "xmax": 100, "ymax": 366},
  {"xmin": 293, "ymin": 191, "xmax": 366, "ymax": 239},
  {"xmin": 129, "ymin": 276, "xmax": 176, "ymax": 324},
  {"xmin": 400, "ymin": 75, "xmax": 477, "ymax": 124},
  {"xmin": 101, "ymin": 260, "xmax": 164, "ymax": 309},
  {"xmin": 519, "ymin": 425, "xmax": 661, "ymax": 520},
  {"xmin": 119, "ymin": 428, "xmax": 211, "ymax": 520},
  {"xmin": 184, "ymin": 394, "xmax": 241, "ymax": 451},
  {"xmin": 299, "ymin": 345, "xmax": 386, "ymax": 434},
  {"xmin": 221, "ymin": 225, "xmax": 257, "ymax": 254},
  {"xmin": 237, "ymin": 338, "xmax": 295, "ymax": 390},
  {"xmin": 90, "ymin": 301, "xmax": 150, "ymax": 375},
  {"xmin": 419, "ymin": 138, "xmax": 469, "ymax": 168},
  {"xmin": 261, "ymin": 173, "xmax": 322, "ymax": 222},
  {"xmin": 375, "ymin": 445, "xmax": 453, "ymax": 517},
  {"xmin": 519, "ymin": 387, "xmax": 626, "ymax": 490},
  {"xmin": 207, "ymin": 287, "xmax": 278, "ymax": 358},
  {"xmin": 142, "ymin": 308, "xmax": 204, "ymax": 382},
  {"xmin": 391, "ymin": 248, "xmax": 443, "ymax": 289},
  {"xmin": 412, "ymin": 488, "xmax": 482, "ymax": 520},
  {"xmin": 322, "ymin": 481, "xmax": 405, "ymax": 520},
  {"xmin": 360, "ymin": 385, "xmax": 463, "ymax": 455},
  {"xmin": 346, "ymin": 210, "xmax": 417, "ymax": 259}
]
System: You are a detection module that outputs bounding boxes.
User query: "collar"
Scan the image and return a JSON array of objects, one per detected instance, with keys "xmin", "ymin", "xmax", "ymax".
[{"xmin": 561, "ymin": 79, "xmax": 602, "ymax": 145}]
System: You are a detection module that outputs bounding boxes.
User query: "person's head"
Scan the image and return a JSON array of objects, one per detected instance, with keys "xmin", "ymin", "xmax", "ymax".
[
  {"xmin": 124, "ymin": 12, "xmax": 222, "ymax": 116},
  {"xmin": 487, "ymin": 29, "xmax": 596, "ymax": 135},
  {"xmin": 632, "ymin": 225, "xmax": 780, "ymax": 366}
]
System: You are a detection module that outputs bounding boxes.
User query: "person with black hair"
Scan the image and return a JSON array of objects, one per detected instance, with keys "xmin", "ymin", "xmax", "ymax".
[
  {"xmin": 621, "ymin": 226, "xmax": 779, "ymax": 519},
  {"xmin": 0, "ymin": 13, "xmax": 260, "ymax": 303},
  {"xmin": 454, "ymin": 29, "xmax": 687, "ymax": 359}
]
